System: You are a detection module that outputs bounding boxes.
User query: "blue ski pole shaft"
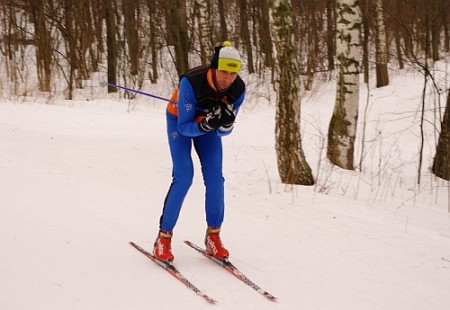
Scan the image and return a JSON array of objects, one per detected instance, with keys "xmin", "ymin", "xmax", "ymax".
[{"xmin": 103, "ymin": 81, "xmax": 177, "ymax": 104}]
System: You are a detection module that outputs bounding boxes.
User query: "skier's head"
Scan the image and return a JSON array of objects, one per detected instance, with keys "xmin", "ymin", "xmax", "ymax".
[{"xmin": 210, "ymin": 41, "xmax": 241, "ymax": 73}]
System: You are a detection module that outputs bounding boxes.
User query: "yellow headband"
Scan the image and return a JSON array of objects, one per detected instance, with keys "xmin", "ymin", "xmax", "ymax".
[{"xmin": 217, "ymin": 58, "xmax": 241, "ymax": 73}]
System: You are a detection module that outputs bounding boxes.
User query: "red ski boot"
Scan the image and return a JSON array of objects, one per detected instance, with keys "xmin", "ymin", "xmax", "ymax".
[
  {"xmin": 153, "ymin": 230, "xmax": 174, "ymax": 262},
  {"xmin": 205, "ymin": 227, "xmax": 229, "ymax": 259}
]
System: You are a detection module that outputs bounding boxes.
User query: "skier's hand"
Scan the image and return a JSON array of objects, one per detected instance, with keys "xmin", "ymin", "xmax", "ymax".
[
  {"xmin": 219, "ymin": 101, "xmax": 236, "ymax": 131},
  {"xmin": 199, "ymin": 104, "xmax": 222, "ymax": 132}
]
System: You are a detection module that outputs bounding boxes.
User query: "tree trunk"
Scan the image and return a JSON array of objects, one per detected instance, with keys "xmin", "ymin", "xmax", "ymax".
[
  {"xmin": 393, "ymin": 0, "xmax": 404, "ymax": 69},
  {"xmin": 63, "ymin": 0, "xmax": 77, "ymax": 99},
  {"xmin": 29, "ymin": 0, "xmax": 52, "ymax": 92},
  {"xmin": 327, "ymin": 0, "xmax": 361, "ymax": 170},
  {"xmin": 429, "ymin": 0, "xmax": 440, "ymax": 61},
  {"xmin": 374, "ymin": 0, "xmax": 389, "ymax": 87},
  {"xmin": 361, "ymin": 0, "xmax": 370, "ymax": 83},
  {"xmin": 2, "ymin": 0, "xmax": 21, "ymax": 94},
  {"xmin": 239, "ymin": 0, "xmax": 254, "ymax": 74},
  {"xmin": 216, "ymin": 0, "xmax": 228, "ymax": 41},
  {"xmin": 326, "ymin": 0, "xmax": 335, "ymax": 71},
  {"xmin": 255, "ymin": 0, "xmax": 273, "ymax": 70},
  {"xmin": 305, "ymin": 0, "xmax": 319, "ymax": 91},
  {"xmin": 442, "ymin": 0, "xmax": 450, "ymax": 52},
  {"xmin": 194, "ymin": 0, "xmax": 213, "ymax": 66},
  {"xmin": 165, "ymin": 0, "xmax": 189, "ymax": 76},
  {"xmin": 90, "ymin": 0, "xmax": 104, "ymax": 72},
  {"xmin": 147, "ymin": 0, "xmax": 159, "ymax": 83},
  {"xmin": 432, "ymin": 90, "xmax": 450, "ymax": 180},
  {"xmin": 271, "ymin": 0, "xmax": 314, "ymax": 186},
  {"xmin": 105, "ymin": 0, "xmax": 118, "ymax": 93},
  {"xmin": 123, "ymin": 0, "xmax": 139, "ymax": 76}
]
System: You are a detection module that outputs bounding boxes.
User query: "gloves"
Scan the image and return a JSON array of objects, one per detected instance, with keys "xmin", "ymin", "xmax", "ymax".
[
  {"xmin": 198, "ymin": 102, "xmax": 237, "ymax": 133},
  {"xmin": 218, "ymin": 102, "xmax": 236, "ymax": 131},
  {"xmin": 198, "ymin": 104, "xmax": 222, "ymax": 132}
]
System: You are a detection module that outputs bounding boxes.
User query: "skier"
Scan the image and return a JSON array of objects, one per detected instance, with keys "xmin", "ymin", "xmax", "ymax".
[{"xmin": 153, "ymin": 41, "xmax": 246, "ymax": 262}]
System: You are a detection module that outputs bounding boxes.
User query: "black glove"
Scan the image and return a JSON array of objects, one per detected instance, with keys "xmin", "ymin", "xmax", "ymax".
[
  {"xmin": 198, "ymin": 104, "xmax": 222, "ymax": 132},
  {"xmin": 219, "ymin": 102, "xmax": 236, "ymax": 130}
]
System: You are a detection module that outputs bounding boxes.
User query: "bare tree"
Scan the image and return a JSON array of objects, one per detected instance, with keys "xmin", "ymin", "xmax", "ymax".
[
  {"xmin": 327, "ymin": 0, "xmax": 361, "ymax": 170},
  {"xmin": 123, "ymin": 0, "xmax": 139, "ymax": 76},
  {"xmin": 239, "ymin": 0, "xmax": 254, "ymax": 74},
  {"xmin": 303, "ymin": 0, "xmax": 320, "ymax": 91},
  {"xmin": 432, "ymin": 90, "xmax": 450, "ymax": 181},
  {"xmin": 164, "ymin": 0, "xmax": 189, "ymax": 76},
  {"xmin": 105, "ymin": 0, "xmax": 118, "ymax": 93},
  {"xmin": 28, "ymin": 0, "xmax": 52, "ymax": 92},
  {"xmin": 90, "ymin": 0, "xmax": 105, "ymax": 73},
  {"xmin": 0, "ymin": 0, "xmax": 23, "ymax": 95},
  {"xmin": 253, "ymin": 0, "xmax": 273, "ymax": 71},
  {"xmin": 270, "ymin": 0, "xmax": 314, "ymax": 186},
  {"xmin": 392, "ymin": 0, "xmax": 404, "ymax": 69},
  {"xmin": 428, "ymin": 0, "xmax": 440, "ymax": 62},
  {"xmin": 216, "ymin": 0, "xmax": 228, "ymax": 41},
  {"xmin": 442, "ymin": 0, "xmax": 450, "ymax": 52},
  {"xmin": 146, "ymin": 0, "xmax": 159, "ymax": 83},
  {"xmin": 326, "ymin": 0, "xmax": 336, "ymax": 71},
  {"xmin": 58, "ymin": 0, "xmax": 81, "ymax": 99}
]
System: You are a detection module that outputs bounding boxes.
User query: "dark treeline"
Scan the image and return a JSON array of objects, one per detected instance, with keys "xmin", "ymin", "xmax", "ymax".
[{"xmin": 0, "ymin": 0, "xmax": 449, "ymax": 99}]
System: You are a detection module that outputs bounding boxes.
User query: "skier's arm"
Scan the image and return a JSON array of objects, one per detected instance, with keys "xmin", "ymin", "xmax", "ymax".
[{"xmin": 176, "ymin": 77, "xmax": 205, "ymax": 137}]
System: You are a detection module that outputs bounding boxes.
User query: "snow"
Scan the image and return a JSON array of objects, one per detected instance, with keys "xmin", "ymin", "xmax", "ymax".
[{"xmin": 1, "ymin": 69, "xmax": 449, "ymax": 309}]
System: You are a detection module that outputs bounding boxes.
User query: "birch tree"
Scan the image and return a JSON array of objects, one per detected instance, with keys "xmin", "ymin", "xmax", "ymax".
[
  {"xmin": 361, "ymin": 0, "xmax": 370, "ymax": 83},
  {"xmin": 270, "ymin": 0, "xmax": 314, "ymax": 186},
  {"xmin": 327, "ymin": 0, "xmax": 361, "ymax": 170},
  {"xmin": 374, "ymin": 0, "xmax": 389, "ymax": 87},
  {"xmin": 194, "ymin": 0, "xmax": 213, "ymax": 66}
]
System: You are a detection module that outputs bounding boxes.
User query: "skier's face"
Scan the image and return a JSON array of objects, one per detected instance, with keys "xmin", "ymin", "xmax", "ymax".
[{"xmin": 215, "ymin": 69, "xmax": 238, "ymax": 91}]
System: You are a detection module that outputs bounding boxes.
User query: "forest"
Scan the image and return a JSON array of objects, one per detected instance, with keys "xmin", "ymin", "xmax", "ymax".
[
  {"xmin": 1, "ymin": 3, "xmax": 450, "ymax": 308},
  {"xmin": 0, "ymin": 0, "xmax": 449, "ymax": 183}
]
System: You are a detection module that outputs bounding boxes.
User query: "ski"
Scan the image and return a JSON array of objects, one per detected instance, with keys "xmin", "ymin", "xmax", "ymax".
[
  {"xmin": 184, "ymin": 240, "xmax": 277, "ymax": 301},
  {"xmin": 129, "ymin": 242, "xmax": 217, "ymax": 304}
]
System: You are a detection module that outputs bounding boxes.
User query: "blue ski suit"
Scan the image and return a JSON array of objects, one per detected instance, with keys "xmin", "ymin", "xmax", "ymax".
[{"xmin": 159, "ymin": 66, "xmax": 246, "ymax": 232}]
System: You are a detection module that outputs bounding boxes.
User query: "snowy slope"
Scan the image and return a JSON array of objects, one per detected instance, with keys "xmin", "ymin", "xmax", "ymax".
[{"xmin": 1, "ymin": 72, "xmax": 449, "ymax": 310}]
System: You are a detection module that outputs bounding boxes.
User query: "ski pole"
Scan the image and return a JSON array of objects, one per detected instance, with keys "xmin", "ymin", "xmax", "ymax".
[{"xmin": 101, "ymin": 81, "xmax": 177, "ymax": 104}]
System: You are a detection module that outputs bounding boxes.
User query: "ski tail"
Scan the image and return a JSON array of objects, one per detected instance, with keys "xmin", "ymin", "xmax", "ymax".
[
  {"xmin": 184, "ymin": 240, "xmax": 277, "ymax": 301},
  {"xmin": 129, "ymin": 242, "xmax": 217, "ymax": 304}
]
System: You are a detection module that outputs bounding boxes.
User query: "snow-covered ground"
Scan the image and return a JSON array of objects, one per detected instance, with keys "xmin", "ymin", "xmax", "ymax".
[{"xmin": 1, "ymin": 69, "xmax": 449, "ymax": 309}]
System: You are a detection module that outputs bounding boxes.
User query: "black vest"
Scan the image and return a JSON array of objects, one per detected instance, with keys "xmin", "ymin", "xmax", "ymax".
[{"xmin": 182, "ymin": 66, "xmax": 245, "ymax": 118}]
